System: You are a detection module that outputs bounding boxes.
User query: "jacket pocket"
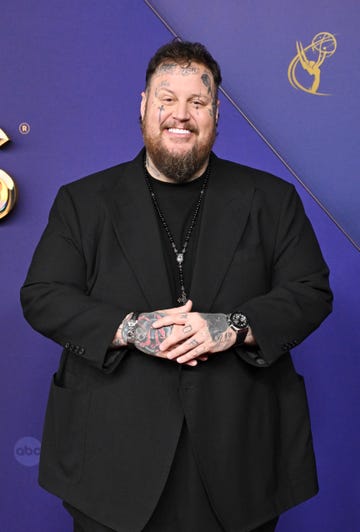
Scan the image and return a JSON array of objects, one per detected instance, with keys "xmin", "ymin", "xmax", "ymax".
[
  {"xmin": 276, "ymin": 373, "xmax": 317, "ymax": 481},
  {"xmin": 41, "ymin": 374, "xmax": 90, "ymax": 484}
]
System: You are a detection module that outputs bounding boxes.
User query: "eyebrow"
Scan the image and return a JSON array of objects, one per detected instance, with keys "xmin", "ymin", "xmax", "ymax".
[{"xmin": 156, "ymin": 88, "xmax": 210, "ymax": 100}]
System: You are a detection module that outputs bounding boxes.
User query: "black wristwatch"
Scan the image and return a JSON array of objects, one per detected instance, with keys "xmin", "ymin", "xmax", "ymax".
[{"xmin": 226, "ymin": 312, "xmax": 249, "ymax": 346}]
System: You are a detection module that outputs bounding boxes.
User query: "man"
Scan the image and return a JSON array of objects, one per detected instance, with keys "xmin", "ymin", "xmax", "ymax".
[{"xmin": 21, "ymin": 41, "xmax": 332, "ymax": 532}]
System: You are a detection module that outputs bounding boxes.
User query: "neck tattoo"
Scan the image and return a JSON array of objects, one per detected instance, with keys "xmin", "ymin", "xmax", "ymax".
[{"xmin": 144, "ymin": 161, "xmax": 210, "ymax": 305}]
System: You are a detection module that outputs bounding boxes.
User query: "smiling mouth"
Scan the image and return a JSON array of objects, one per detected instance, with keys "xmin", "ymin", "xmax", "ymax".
[{"xmin": 167, "ymin": 127, "xmax": 192, "ymax": 135}]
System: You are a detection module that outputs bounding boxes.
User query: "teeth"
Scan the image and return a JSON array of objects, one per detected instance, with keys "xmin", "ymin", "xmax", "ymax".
[{"xmin": 168, "ymin": 128, "xmax": 191, "ymax": 134}]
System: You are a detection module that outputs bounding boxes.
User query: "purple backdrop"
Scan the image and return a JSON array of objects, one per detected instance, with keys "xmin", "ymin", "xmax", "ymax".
[
  {"xmin": 1, "ymin": 1, "xmax": 359, "ymax": 531},
  {"xmin": 147, "ymin": 0, "xmax": 360, "ymax": 250}
]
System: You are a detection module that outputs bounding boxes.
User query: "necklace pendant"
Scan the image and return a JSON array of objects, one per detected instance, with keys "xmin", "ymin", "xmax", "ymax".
[
  {"xmin": 176, "ymin": 253, "xmax": 184, "ymax": 264},
  {"xmin": 177, "ymin": 291, "xmax": 187, "ymax": 305}
]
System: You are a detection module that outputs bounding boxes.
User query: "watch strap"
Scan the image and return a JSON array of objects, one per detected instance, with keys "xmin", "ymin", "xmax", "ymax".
[{"xmin": 233, "ymin": 327, "xmax": 249, "ymax": 347}]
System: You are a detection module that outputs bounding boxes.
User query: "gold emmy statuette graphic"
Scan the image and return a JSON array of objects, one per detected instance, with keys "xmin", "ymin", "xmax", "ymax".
[
  {"xmin": 0, "ymin": 128, "xmax": 10, "ymax": 147},
  {"xmin": 0, "ymin": 127, "xmax": 17, "ymax": 219},
  {"xmin": 288, "ymin": 32, "xmax": 337, "ymax": 95},
  {"xmin": 0, "ymin": 170, "xmax": 17, "ymax": 219}
]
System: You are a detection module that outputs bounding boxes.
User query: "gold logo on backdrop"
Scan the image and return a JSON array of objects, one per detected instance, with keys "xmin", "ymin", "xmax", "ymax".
[
  {"xmin": 0, "ymin": 128, "xmax": 17, "ymax": 220},
  {"xmin": 0, "ymin": 128, "xmax": 10, "ymax": 147},
  {"xmin": 288, "ymin": 32, "xmax": 337, "ymax": 95},
  {"xmin": 0, "ymin": 169, "xmax": 17, "ymax": 219}
]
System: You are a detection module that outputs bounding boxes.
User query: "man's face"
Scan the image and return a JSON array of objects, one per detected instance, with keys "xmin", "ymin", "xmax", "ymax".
[{"xmin": 140, "ymin": 61, "xmax": 219, "ymax": 182}]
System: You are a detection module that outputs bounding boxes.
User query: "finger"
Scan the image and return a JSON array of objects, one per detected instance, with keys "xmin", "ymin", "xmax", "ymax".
[
  {"xmin": 153, "ymin": 323, "xmax": 188, "ymax": 353},
  {"xmin": 158, "ymin": 320, "xmax": 202, "ymax": 351},
  {"xmin": 153, "ymin": 305, "xmax": 196, "ymax": 329},
  {"xmin": 160, "ymin": 329, "xmax": 198, "ymax": 353},
  {"xmin": 165, "ymin": 339, "xmax": 206, "ymax": 361},
  {"xmin": 152, "ymin": 314, "xmax": 189, "ymax": 329},
  {"xmin": 175, "ymin": 345, "xmax": 206, "ymax": 364},
  {"xmin": 157, "ymin": 299, "xmax": 193, "ymax": 316},
  {"xmin": 198, "ymin": 356, "xmax": 208, "ymax": 361},
  {"xmin": 185, "ymin": 359, "xmax": 198, "ymax": 367},
  {"xmin": 162, "ymin": 326, "xmax": 207, "ymax": 355}
]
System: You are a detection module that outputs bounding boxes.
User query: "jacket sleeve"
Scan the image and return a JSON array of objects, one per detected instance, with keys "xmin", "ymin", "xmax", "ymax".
[
  {"xmin": 236, "ymin": 184, "xmax": 333, "ymax": 367},
  {"xmin": 20, "ymin": 186, "xmax": 129, "ymax": 372}
]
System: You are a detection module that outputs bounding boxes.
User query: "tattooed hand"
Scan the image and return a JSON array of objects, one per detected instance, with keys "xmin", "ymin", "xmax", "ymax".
[
  {"xmin": 152, "ymin": 302, "xmax": 238, "ymax": 365},
  {"xmin": 111, "ymin": 301, "xmax": 206, "ymax": 366},
  {"xmin": 131, "ymin": 311, "xmax": 173, "ymax": 356}
]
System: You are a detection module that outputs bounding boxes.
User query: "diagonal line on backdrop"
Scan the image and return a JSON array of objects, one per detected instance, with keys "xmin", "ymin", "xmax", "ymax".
[{"xmin": 144, "ymin": 0, "xmax": 359, "ymax": 251}]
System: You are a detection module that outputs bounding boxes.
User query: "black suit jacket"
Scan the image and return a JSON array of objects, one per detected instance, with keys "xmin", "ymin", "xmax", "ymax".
[{"xmin": 21, "ymin": 150, "xmax": 332, "ymax": 532}]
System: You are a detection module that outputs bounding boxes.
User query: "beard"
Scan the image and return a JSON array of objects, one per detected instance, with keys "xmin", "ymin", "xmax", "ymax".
[{"xmin": 141, "ymin": 120, "xmax": 216, "ymax": 183}]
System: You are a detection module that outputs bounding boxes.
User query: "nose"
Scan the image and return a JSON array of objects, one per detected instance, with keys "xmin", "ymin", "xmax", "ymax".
[{"xmin": 172, "ymin": 100, "xmax": 190, "ymax": 122}]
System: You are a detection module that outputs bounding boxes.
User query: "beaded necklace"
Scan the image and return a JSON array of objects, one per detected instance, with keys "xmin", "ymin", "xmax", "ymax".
[{"xmin": 144, "ymin": 163, "xmax": 210, "ymax": 304}]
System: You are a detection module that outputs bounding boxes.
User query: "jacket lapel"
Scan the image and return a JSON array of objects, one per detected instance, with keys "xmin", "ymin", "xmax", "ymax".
[
  {"xmin": 106, "ymin": 151, "xmax": 255, "ymax": 312},
  {"xmin": 106, "ymin": 151, "xmax": 173, "ymax": 309},
  {"xmin": 190, "ymin": 154, "xmax": 255, "ymax": 311}
]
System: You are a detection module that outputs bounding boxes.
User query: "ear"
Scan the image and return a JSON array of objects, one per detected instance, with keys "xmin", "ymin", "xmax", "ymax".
[{"xmin": 140, "ymin": 91, "xmax": 147, "ymax": 121}]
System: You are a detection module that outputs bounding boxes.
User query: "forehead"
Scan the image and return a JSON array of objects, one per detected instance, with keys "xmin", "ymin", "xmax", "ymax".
[{"xmin": 149, "ymin": 61, "xmax": 215, "ymax": 91}]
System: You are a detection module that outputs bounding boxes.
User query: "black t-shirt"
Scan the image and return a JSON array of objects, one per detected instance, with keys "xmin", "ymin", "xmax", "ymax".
[{"xmin": 146, "ymin": 171, "xmax": 207, "ymax": 306}]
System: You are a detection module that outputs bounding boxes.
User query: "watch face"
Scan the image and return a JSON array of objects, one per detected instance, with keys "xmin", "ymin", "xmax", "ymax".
[{"xmin": 230, "ymin": 312, "xmax": 248, "ymax": 329}]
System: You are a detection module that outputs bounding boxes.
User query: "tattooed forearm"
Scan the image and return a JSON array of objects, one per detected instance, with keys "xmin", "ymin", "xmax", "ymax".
[
  {"xmin": 111, "ymin": 337, "xmax": 125, "ymax": 347},
  {"xmin": 200, "ymin": 313, "xmax": 229, "ymax": 343},
  {"xmin": 128, "ymin": 312, "xmax": 173, "ymax": 356},
  {"xmin": 111, "ymin": 338, "xmax": 124, "ymax": 348},
  {"xmin": 214, "ymin": 331, "xmax": 233, "ymax": 344},
  {"xmin": 110, "ymin": 315, "xmax": 130, "ymax": 348}
]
